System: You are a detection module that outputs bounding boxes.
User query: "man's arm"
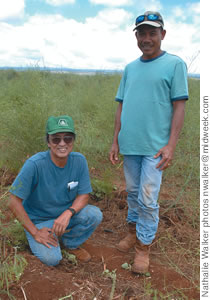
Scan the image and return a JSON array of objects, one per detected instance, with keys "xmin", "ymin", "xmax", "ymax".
[
  {"xmin": 109, "ymin": 102, "xmax": 123, "ymax": 165},
  {"xmin": 154, "ymin": 100, "xmax": 186, "ymax": 170},
  {"xmin": 51, "ymin": 194, "xmax": 89, "ymax": 236},
  {"xmin": 8, "ymin": 194, "xmax": 58, "ymax": 248}
]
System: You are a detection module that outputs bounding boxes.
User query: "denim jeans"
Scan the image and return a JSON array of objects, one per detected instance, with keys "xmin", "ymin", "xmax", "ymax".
[
  {"xmin": 123, "ymin": 155, "xmax": 162, "ymax": 245},
  {"xmin": 25, "ymin": 204, "xmax": 103, "ymax": 266}
]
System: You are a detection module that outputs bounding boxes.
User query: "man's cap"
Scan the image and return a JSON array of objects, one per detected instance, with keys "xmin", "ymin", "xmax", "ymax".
[
  {"xmin": 46, "ymin": 115, "xmax": 75, "ymax": 135},
  {"xmin": 133, "ymin": 11, "xmax": 164, "ymax": 31}
]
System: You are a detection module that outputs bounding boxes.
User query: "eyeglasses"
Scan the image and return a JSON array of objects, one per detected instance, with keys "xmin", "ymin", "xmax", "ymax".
[
  {"xmin": 135, "ymin": 14, "xmax": 163, "ymax": 26},
  {"xmin": 50, "ymin": 136, "xmax": 74, "ymax": 145}
]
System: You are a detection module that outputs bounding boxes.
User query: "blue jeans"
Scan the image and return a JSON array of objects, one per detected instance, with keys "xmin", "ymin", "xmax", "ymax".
[
  {"xmin": 25, "ymin": 205, "xmax": 102, "ymax": 266},
  {"xmin": 123, "ymin": 155, "xmax": 162, "ymax": 245}
]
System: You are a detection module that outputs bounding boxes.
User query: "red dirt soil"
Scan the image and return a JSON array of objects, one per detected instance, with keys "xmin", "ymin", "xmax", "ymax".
[{"xmin": 0, "ymin": 171, "xmax": 199, "ymax": 300}]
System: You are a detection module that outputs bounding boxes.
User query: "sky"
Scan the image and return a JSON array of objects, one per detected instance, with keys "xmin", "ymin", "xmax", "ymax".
[{"xmin": 0, "ymin": 0, "xmax": 200, "ymax": 73}]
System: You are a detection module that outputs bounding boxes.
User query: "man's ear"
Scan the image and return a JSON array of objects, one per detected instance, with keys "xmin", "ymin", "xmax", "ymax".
[
  {"xmin": 46, "ymin": 134, "xmax": 51, "ymax": 148},
  {"xmin": 161, "ymin": 29, "xmax": 166, "ymax": 40},
  {"xmin": 135, "ymin": 31, "xmax": 138, "ymax": 39}
]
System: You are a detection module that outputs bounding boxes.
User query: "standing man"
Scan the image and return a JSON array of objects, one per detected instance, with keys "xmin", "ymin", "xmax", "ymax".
[
  {"xmin": 109, "ymin": 11, "xmax": 188, "ymax": 274},
  {"xmin": 9, "ymin": 115, "xmax": 102, "ymax": 266}
]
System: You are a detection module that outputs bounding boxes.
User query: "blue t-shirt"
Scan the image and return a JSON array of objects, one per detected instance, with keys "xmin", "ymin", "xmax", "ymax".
[
  {"xmin": 116, "ymin": 52, "xmax": 189, "ymax": 155},
  {"xmin": 10, "ymin": 151, "xmax": 92, "ymax": 224}
]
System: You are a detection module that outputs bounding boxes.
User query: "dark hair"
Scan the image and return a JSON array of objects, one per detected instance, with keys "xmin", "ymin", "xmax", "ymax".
[{"xmin": 46, "ymin": 133, "xmax": 49, "ymax": 143}]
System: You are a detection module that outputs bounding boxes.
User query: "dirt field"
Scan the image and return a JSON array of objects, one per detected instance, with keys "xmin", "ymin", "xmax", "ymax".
[{"xmin": 0, "ymin": 170, "xmax": 199, "ymax": 300}]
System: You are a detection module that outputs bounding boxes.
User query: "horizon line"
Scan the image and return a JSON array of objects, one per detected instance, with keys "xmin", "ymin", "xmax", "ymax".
[{"xmin": 0, "ymin": 66, "xmax": 200, "ymax": 77}]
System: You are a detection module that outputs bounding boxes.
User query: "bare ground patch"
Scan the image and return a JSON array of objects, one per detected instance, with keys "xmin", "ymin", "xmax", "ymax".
[{"xmin": 0, "ymin": 169, "xmax": 199, "ymax": 300}]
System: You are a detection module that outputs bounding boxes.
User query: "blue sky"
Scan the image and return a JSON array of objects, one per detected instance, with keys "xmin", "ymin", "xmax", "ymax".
[{"xmin": 0, "ymin": 0, "xmax": 200, "ymax": 72}]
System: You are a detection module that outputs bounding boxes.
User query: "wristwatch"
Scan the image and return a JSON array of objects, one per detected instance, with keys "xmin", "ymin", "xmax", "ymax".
[{"xmin": 67, "ymin": 207, "xmax": 76, "ymax": 216}]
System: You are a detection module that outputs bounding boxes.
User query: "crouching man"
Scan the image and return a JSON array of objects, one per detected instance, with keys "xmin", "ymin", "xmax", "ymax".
[{"xmin": 8, "ymin": 115, "xmax": 102, "ymax": 266}]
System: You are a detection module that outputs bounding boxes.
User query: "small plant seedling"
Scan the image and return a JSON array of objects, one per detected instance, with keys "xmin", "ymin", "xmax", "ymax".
[
  {"xmin": 59, "ymin": 294, "xmax": 73, "ymax": 300},
  {"xmin": 102, "ymin": 269, "xmax": 117, "ymax": 300},
  {"xmin": 61, "ymin": 250, "xmax": 77, "ymax": 265},
  {"xmin": 121, "ymin": 262, "xmax": 131, "ymax": 270}
]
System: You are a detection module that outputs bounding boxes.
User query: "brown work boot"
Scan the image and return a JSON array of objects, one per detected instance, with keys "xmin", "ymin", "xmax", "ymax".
[
  {"xmin": 131, "ymin": 239, "xmax": 150, "ymax": 274},
  {"xmin": 116, "ymin": 223, "xmax": 136, "ymax": 253},
  {"xmin": 68, "ymin": 247, "xmax": 91, "ymax": 262}
]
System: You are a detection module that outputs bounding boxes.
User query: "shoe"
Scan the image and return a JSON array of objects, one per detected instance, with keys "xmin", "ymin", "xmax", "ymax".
[
  {"xmin": 68, "ymin": 247, "xmax": 91, "ymax": 262},
  {"xmin": 131, "ymin": 239, "xmax": 150, "ymax": 274},
  {"xmin": 116, "ymin": 223, "xmax": 136, "ymax": 253}
]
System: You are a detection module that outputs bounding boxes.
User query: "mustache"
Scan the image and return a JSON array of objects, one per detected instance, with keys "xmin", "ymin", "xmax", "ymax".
[
  {"xmin": 57, "ymin": 147, "xmax": 68, "ymax": 149},
  {"xmin": 141, "ymin": 42, "xmax": 153, "ymax": 46}
]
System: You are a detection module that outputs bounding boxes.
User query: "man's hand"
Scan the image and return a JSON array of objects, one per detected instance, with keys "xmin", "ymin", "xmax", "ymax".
[
  {"xmin": 8, "ymin": 195, "xmax": 58, "ymax": 248},
  {"xmin": 109, "ymin": 143, "xmax": 119, "ymax": 165},
  {"xmin": 52, "ymin": 210, "xmax": 72, "ymax": 236},
  {"xmin": 34, "ymin": 227, "xmax": 58, "ymax": 248},
  {"xmin": 154, "ymin": 144, "xmax": 174, "ymax": 170}
]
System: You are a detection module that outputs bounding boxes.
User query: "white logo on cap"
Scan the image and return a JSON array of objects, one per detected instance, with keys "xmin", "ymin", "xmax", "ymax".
[{"xmin": 58, "ymin": 119, "xmax": 68, "ymax": 126}]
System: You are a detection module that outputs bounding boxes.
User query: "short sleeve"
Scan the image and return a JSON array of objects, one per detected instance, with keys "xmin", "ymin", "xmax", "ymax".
[
  {"xmin": 115, "ymin": 67, "xmax": 127, "ymax": 102},
  {"xmin": 10, "ymin": 160, "xmax": 38, "ymax": 200},
  {"xmin": 171, "ymin": 61, "xmax": 189, "ymax": 101}
]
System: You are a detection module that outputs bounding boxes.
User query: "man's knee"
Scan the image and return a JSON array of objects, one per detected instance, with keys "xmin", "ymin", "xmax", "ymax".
[
  {"xmin": 93, "ymin": 206, "xmax": 103, "ymax": 225},
  {"xmin": 27, "ymin": 239, "xmax": 63, "ymax": 267},
  {"xmin": 89, "ymin": 205, "xmax": 103, "ymax": 225},
  {"xmin": 38, "ymin": 252, "xmax": 62, "ymax": 266},
  {"xmin": 83, "ymin": 205, "xmax": 103, "ymax": 226}
]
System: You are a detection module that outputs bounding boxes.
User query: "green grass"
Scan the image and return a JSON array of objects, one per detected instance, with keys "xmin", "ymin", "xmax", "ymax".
[
  {"xmin": 0, "ymin": 190, "xmax": 27, "ymax": 299},
  {"xmin": 0, "ymin": 70, "xmax": 199, "ymax": 178},
  {"xmin": 161, "ymin": 78, "xmax": 200, "ymax": 228},
  {"xmin": 165, "ymin": 78, "xmax": 200, "ymax": 180},
  {"xmin": 0, "ymin": 241, "xmax": 27, "ymax": 299},
  {"xmin": 0, "ymin": 69, "xmax": 120, "ymax": 171}
]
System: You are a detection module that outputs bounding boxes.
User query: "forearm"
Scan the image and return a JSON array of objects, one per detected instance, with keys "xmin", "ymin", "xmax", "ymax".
[
  {"xmin": 168, "ymin": 100, "xmax": 186, "ymax": 149},
  {"xmin": 8, "ymin": 194, "xmax": 38, "ymax": 237},
  {"xmin": 112, "ymin": 102, "xmax": 122, "ymax": 144},
  {"xmin": 109, "ymin": 102, "xmax": 122, "ymax": 164},
  {"xmin": 154, "ymin": 100, "xmax": 186, "ymax": 170},
  {"xmin": 51, "ymin": 194, "xmax": 89, "ymax": 236},
  {"xmin": 69, "ymin": 194, "xmax": 89, "ymax": 213}
]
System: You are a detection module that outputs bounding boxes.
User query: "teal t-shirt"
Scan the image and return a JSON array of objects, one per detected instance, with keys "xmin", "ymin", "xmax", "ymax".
[
  {"xmin": 116, "ymin": 52, "xmax": 189, "ymax": 155},
  {"xmin": 10, "ymin": 151, "xmax": 92, "ymax": 224}
]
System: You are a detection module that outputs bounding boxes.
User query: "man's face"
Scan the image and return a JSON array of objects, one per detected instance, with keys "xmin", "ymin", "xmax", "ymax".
[
  {"xmin": 48, "ymin": 132, "xmax": 75, "ymax": 163},
  {"xmin": 135, "ymin": 25, "xmax": 166, "ymax": 60}
]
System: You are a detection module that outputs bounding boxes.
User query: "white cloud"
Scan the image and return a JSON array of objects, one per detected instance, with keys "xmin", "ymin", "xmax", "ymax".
[
  {"xmin": 163, "ymin": 21, "xmax": 199, "ymax": 72},
  {"xmin": 0, "ymin": 3, "xmax": 200, "ymax": 73},
  {"xmin": 186, "ymin": 2, "xmax": 200, "ymax": 25},
  {"xmin": 173, "ymin": 7, "xmax": 186, "ymax": 20},
  {"xmin": 163, "ymin": 3, "xmax": 200, "ymax": 73},
  {"xmin": 132, "ymin": 0, "xmax": 163, "ymax": 13},
  {"xmin": 0, "ymin": 0, "xmax": 25, "ymax": 20},
  {"xmin": 86, "ymin": 8, "xmax": 133, "ymax": 30},
  {"xmin": 45, "ymin": 0, "xmax": 75, "ymax": 6},
  {"xmin": 170, "ymin": 2, "xmax": 200, "ymax": 24},
  {"xmin": 188, "ymin": 1, "xmax": 200, "ymax": 14},
  {"xmin": 89, "ymin": 0, "xmax": 132, "ymax": 6},
  {"xmin": 0, "ymin": 9, "xmax": 135, "ymax": 69}
]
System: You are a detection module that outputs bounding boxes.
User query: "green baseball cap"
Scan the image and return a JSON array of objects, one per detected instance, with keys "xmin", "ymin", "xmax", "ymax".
[{"xmin": 46, "ymin": 115, "xmax": 75, "ymax": 135}]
